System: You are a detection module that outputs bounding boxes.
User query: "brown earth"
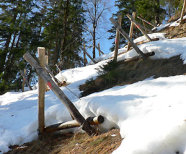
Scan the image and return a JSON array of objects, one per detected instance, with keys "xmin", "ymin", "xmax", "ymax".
[{"xmin": 6, "ymin": 129, "xmax": 122, "ymax": 154}]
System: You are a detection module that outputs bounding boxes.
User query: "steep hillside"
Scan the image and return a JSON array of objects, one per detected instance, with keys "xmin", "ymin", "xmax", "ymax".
[{"xmin": 1, "ymin": 17, "xmax": 186, "ymax": 154}]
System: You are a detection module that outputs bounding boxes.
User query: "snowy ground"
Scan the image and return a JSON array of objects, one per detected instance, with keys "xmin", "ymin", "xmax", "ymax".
[{"xmin": 0, "ymin": 35, "xmax": 186, "ymax": 154}]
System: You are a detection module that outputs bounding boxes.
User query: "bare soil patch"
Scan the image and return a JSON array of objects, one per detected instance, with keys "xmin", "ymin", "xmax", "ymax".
[{"xmin": 6, "ymin": 129, "xmax": 122, "ymax": 154}]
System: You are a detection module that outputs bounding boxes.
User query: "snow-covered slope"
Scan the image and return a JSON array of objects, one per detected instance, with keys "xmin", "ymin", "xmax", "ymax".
[{"xmin": 0, "ymin": 36, "xmax": 186, "ymax": 154}]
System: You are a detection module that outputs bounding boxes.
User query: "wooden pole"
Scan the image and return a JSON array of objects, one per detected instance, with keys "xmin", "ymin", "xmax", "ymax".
[
  {"xmin": 38, "ymin": 47, "xmax": 46, "ymax": 134},
  {"xmin": 126, "ymin": 14, "xmax": 152, "ymax": 41},
  {"xmin": 110, "ymin": 17, "xmax": 147, "ymax": 59},
  {"xmin": 82, "ymin": 45, "xmax": 96, "ymax": 64},
  {"xmin": 137, "ymin": 16, "xmax": 156, "ymax": 27},
  {"xmin": 45, "ymin": 115, "xmax": 104, "ymax": 133},
  {"xmin": 45, "ymin": 55, "xmax": 48, "ymax": 90},
  {"xmin": 95, "ymin": 44, "xmax": 104, "ymax": 55},
  {"xmin": 98, "ymin": 43, "xmax": 101, "ymax": 56},
  {"xmin": 55, "ymin": 64, "xmax": 61, "ymax": 73},
  {"xmin": 83, "ymin": 44, "xmax": 88, "ymax": 66},
  {"xmin": 114, "ymin": 15, "xmax": 122, "ymax": 61},
  {"xmin": 180, "ymin": 0, "xmax": 186, "ymax": 24},
  {"xmin": 23, "ymin": 52, "xmax": 96, "ymax": 136},
  {"xmin": 127, "ymin": 12, "xmax": 136, "ymax": 51}
]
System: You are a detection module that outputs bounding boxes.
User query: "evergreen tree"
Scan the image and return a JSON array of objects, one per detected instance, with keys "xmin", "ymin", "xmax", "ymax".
[
  {"xmin": 108, "ymin": 0, "xmax": 167, "ymax": 51},
  {"xmin": 42, "ymin": 0, "xmax": 85, "ymax": 72},
  {"xmin": 0, "ymin": 0, "xmax": 45, "ymax": 94},
  {"xmin": 108, "ymin": 0, "xmax": 137, "ymax": 51}
]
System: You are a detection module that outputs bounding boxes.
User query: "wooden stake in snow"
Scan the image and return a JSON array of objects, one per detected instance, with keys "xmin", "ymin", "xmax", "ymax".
[
  {"xmin": 38, "ymin": 47, "xmax": 46, "ymax": 134},
  {"xmin": 126, "ymin": 14, "xmax": 152, "ymax": 41},
  {"xmin": 127, "ymin": 12, "xmax": 136, "ymax": 51},
  {"xmin": 95, "ymin": 44, "xmax": 104, "ymax": 55},
  {"xmin": 98, "ymin": 43, "xmax": 101, "ymax": 56},
  {"xmin": 110, "ymin": 16, "xmax": 147, "ymax": 59},
  {"xmin": 114, "ymin": 15, "xmax": 122, "ymax": 61},
  {"xmin": 45, "ymin": 115, "xmax": 104, "ymax": 133},
  {"xmin": 23, "ymin": 52, "xmax": 96, "ymax": 136},
  {"xmin": 180, "ymin": 0, "xmax": 186, "ymax": 24},
  {"xmin": 82, "ymin": 45, "xmax": 96, "ymax": 64}
]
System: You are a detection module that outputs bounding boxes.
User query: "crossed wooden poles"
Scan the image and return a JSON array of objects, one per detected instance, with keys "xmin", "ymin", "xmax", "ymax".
[{"xmin": 23, "ymin": 49, "xmax": 104, "ymax": 136}]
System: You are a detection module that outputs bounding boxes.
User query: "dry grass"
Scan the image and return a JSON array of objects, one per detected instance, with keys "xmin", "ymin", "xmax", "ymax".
[{"xmin": 6, "ymin": 129, "xmax": 122, "ymax": 154}]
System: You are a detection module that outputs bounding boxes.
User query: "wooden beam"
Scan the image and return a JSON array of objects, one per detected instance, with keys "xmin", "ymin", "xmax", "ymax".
[
  {"xmin": 137, "ymin": 16, "xmax": 156, "ymax": 28},
  {"xmin": 96, "ymin": 43, "xmax": 104, "ymax": 55},
  {"xmin": 82, "ymin": 45, "xmax": 96, "ymax": 64},
  {"xmin": 55, "ymin": 64, "xmax": 61, "ymax": 73},
  {"xmin": 114, "ymin": 15, "xmax": 122, "ymax": 61},
  {"xmin": 126, "ymin": 14, "xmax": 152, "ymax": 41},
  {"xmin": 45, "ymin": 115, "xmax": 104, "ymax": 133},
  {"xmin": 38, "ymin": 47, "xmax": 46, "ymax": 134},
  {"xmin": 98, "ymin": 43, "xmax": 101, "ymax": 56},
  {"xmin": 23, "ymin": 52, "xmax": 96, "ymax": 136},
  {"xmin": 110, "ymin": 17, "xmax": 147, "ymax": 59},
  {"xmin": 180, "ymin": 0, "xmax": 186, "ymax": 24},
  {"xmin": 127, "ymin": 12, "xmax": 136, "ymax": 51}
]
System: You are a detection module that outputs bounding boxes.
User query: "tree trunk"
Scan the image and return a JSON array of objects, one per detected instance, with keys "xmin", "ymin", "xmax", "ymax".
[
  {"xmin": 60, "ymin": 0, "xmax": 70, "ymax": 67},
  {"xmin": 93, "ymin": 24, "xmax": 96, "ymax": 59},
  {"xmin": 155, "ymin": 0, "xmax": 160, "ymax": 25}
]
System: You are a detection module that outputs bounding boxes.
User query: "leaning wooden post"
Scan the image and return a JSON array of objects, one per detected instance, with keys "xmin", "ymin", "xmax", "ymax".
[
  {"xmin": 98, "ymin": 43, "xmax": 101, "ymax": 56},
  {"xmin": 38, "ymin": 47, "xmax": 46, "ymax": 135},
  {"xmin": 95, "ymin": 44, "xmax": 104, "ymax": 55},
  {"xmin": 126, "ymin": 14, "xmax": 152, "ymax": 41},
  {"xmin": 45, "ymin": 55, "xmax": 48, "ymax": 90},
  {"xmin": 82, "ymin": 45, "xmax": 96, "ymax": 64},
  {"xmin": 180, "ymin": 0, "xmax": 186, "ymax": 24},
  {"xmin": 127, "ymin": 12, "xmax": 136, "ymax": 51},
  {"xmin": 110, "ymin": 17, "xmax": 147, "ymax": 59},
  {"xmin": 137, "ymin": 15, "xmax": 156, "ymax": 28},
  {"xmin": 114, "ymin": 15, "xmax": 122, "ymax": 61},
  {"xmin": 23, "ymin": 52, "xmax": 96, "ymax": 136},
  {"xmin": 83, "ymin": 44, "xmax": 88, "ymax": 66}
]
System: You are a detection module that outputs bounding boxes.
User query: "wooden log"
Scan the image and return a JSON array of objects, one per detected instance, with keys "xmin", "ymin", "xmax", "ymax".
[
  {"xmin": 23, "ymin": 52, "xmax": 96, "ymax": 136},
  {"xmin": 137, "ymin": 16, "xmax": 156, "ymax": 27},
  {"xmin": 127, "ymin": 12, "xmax": 136, "ymax": 51},
  {"xmin": 110, "ymin": 17, "xmax": 147, "ymax": 59},
  {"xmin": 126, "ymin": 14, "xmax": 152, "ymax": 41},
  {"xmin": 180, "ymin": 0, "xmax": 186, "ymax": 24},
  {"xmin": 98, "ymin": 43, "xmax": 101, "ymax": 56},
  {"xmin": 82, "ymin": 45, "xmax": 96, "ymax": 64},
  {"xmin": 114, "ymin": 15, "xmax": 122, "ymax": 61},
  {"xmin": 96, "ymin": 43, "xmax": 104, "ymax": 55},
  {"xmin": 44, "ymin": 115, "xmax": 104, "ymax": 133},
  {"xmin": 38, "ymin": 47, "xmax": 46, "ymax": 134},
  {"xmin": 124, "ymin": 51, "xmax": 155, "ymax": 62},
  {"xmin": 55, "ymin": 64, "xmax": 61, "ymax": 73}
]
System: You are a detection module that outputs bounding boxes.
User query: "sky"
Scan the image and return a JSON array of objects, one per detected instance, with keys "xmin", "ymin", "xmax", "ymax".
[{"xmin": 85, "ymin": 1, "xmax": 118, "ymax": 61}]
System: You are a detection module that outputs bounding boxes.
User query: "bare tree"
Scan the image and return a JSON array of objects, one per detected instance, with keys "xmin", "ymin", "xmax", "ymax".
[{"xmin": 84, "ymin": 0, "xmax": 110, "ymax": 59}]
